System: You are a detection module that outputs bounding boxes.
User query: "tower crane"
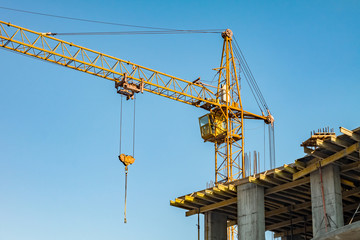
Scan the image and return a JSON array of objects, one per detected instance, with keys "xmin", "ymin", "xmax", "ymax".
[{"xmin": 0, "ymin": 20, "xmax": 272, "ymax": 187}]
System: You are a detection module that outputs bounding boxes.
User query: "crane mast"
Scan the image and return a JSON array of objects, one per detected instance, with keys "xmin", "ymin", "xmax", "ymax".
[
  {"xmin": 0, "ymin": 20, "xmax": 272, "ymax": 185},
  {"xmin": 214, "ymin": 29, "xmax": 245, "ymax": 183}
]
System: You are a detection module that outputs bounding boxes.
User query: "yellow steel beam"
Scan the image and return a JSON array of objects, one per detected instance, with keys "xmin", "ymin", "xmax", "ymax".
[
  {"xmin": 316, "ymin": 140, "xmax": 343, "ymax": 152},
  {"xmin": 274, "ymin": 226, "xmax": 312, "ymax": 238},
  {"xmin": 341, "ymin": 161, "xmax": 360, "ymax": 172},
  {"xmin": 274, "ymin": 169, "xmax": 292, "ymax": 181},
  {"xmin": 330, "ymin": 137, "xmax": 353, "ymax": 148},
  {"xmin": 317, "ymin": 139, "xmax": 360, "ymax": 162},
  {"xmin": 294, "ymin": 160, "xmax": 306, "ymax": 170},
  {"xmin": 283, "ymin": 164, "xmax": 298, "ymax": 174},
  {"xmin": 293, "ymin": 142, "xmax": 360, "ymax": 180},
  {"xmin": 217, "ymin": 184, "xmax": 237, "ymax": 194},
  {"xmin": 170, "ymin": 200, "xmax": 192, "ymax": 210},
  {"xmin": 303, "ymin": 146, "xmax": 316, "ymax": 155},
  {"xmin": 265, "ymin": 201, "xmax": 311, "ymax": 218},
  {"xmin": 266, "ymin": 216, "xmax": 306, "ymax": 231},
  {"xmin": 341, "ymin": 178, "xmax": 356, "ymax": 188},
  {"xmin": 227, "ymin": 220, "xmax": 237, "ymax": 227},
  {"xmin": 185, "ymin": 197, "xmax": 237, "ymax": 217},
  {"xmin": 259, "ymin": 173, "xmax": 284, "ymax": 185},
  {"xmin": 265, "ymin": 177, "xmax": 310, "ymax": 195},
  {"xmin": 340, "ymin": 127, "xmax": 360, "ymax": 141}
]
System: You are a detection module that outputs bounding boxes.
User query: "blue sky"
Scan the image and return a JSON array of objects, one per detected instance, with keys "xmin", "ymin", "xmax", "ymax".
[{"xmin": 0, "ymin": 1, "xmax": 359, "ymax": 239}]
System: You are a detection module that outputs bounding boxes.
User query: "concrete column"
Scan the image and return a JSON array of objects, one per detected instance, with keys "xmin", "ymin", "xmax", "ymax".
[
  {"xmin": 237, "ymin": 183, "xmax": 265, "ymax": 240},
  {"xmin": 204, "ymin": 212, "xmax": 227, "ymax": 240},
  {"xmin": 310, "ymin": 164, "xmax": 344, "ymax": 238}
]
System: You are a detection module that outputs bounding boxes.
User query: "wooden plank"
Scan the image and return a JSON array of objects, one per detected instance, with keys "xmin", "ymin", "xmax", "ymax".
[
  {"xmin": 294, "ymin": 160, "xmax": 306, "ymax": 170},
  {"xmin": 170, "ymin": 200, "xmax": 193, "ymax": 210},
  {"xmin": 267, "ymin": 194, "xmax": 299, "ymax": 205},
  {"xmin": 272, "ymin": 192, "xmax": 307, "ymax": 203},
  {"xmin": 227, "ymin": 220, "xmax": 237, "ymax": 227},
  {"xmin": 205, "ymin": 189, "xmax": 229, "ymax": 201},
  {"xmin": 343, "ymin": 202, "xmax": 360, "ymax": 212},
  {"xmin": 283, "ymin": 164, "xmax": 298, "ymax": 174},
  {"xmin": 265, "ymin": 177, "xmax": 310, "ymax": 195},
  {"xmin": 184, "ymin": 196, "xmax": 194, "ymax": 202},
  {"xmin": 303, "ymin": 147, "xmax": 316, "ymax": 155},
  {"xmin": 260, "ymin": 173, "xmax": 284, "ymax": 185},
  {"xmin": 343, "ymin": 187, "xmax": 360, "ymax": 198},
  {"xmin": 317, "ymin": 140, "xmax": 343, "ymax": 152},
  {"xmin": 274, "ymin": 169, "xmax": 292, "ymax": 181},
  {"xmin": 217, "ymin": 184, "xmax": 237, "ymax": 195},
  {"xmin": 341, "ymin": 161, "xmax": 360, "ymax": 172},
  {"xmin": 340, "ymin": 127, "xmax": 360, "ymax": 141},
  {"xmin": 212, "ymin": 187, "xmax": 235, "ymax": 198},
  {"xmin": 185, "ymin": 197, "xmax": 237, "ymax": 217},
  {"xmin": 341, "ymin": 178, "xmax": 356, "ymax": 188},
  {"xmin": 293, "ymin": 142, "xmax": 360, "ymax": 180},
  {"xmin": 265, "ymin": 202, "xmax": 311, "ymax": 218},
  {"xmin": 266, "ymin": 216, "xmax": 306, "ymax": 231},
  {"xmin": 265, "ymin": 198, "xmax": 287, "ymax": 208},
  {"xmin": 249, "ymin": 176, "xmax": 275, "ymax": 188},
  {"xmin": 194, "ymin": 192, "xmax": 219, "ymax": 204},
  {"xmin": 227, "ymin": 184, "xmax": 236, "ymax": 192},
  {"xmin": 274, "ymin": 226, "xmax": 313, "ymax": 238},
  {"xmin": 330, "ymin": 137, "xmax": 352, "ymax": 148},
  {"xmin": 341, "ymin": 172, "xmax": 360, "ymax": 181}
]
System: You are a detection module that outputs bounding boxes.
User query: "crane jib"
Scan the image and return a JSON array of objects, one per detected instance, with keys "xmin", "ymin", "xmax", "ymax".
[{"xmin": 0, "ymin": 20, "xmax": 268, "ymax": 121}]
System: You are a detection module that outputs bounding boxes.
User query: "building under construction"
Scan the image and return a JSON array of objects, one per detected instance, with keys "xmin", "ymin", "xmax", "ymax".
[{"xmin": 171, "ymin": 126, "xmax": 360, "ymax": 240}]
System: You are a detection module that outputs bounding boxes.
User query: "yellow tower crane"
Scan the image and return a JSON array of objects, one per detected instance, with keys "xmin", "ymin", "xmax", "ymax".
[
  {"xmin": 0, "ymin": 19, "xmax": 273, "ymax": 184},
  {"xmin": 0, "ymin": 20, "xmax": 273, "ymax": 237}
]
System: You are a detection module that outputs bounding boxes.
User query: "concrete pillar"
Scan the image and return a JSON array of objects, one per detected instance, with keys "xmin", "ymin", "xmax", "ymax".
[
  {"xmin": 237, "ymin": 183, "xmax": 265, "ymax": 240},
  {"xmin": 204, "ymin": 212, "xmax": 227, "ymax": 240},
  {"xmin": 310, "ymin": 164, "xmax": 344, "ymax": 238}
]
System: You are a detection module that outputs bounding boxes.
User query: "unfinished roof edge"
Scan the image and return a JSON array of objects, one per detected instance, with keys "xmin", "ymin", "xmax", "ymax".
[{"xmin": 170, "ymin": 126, "xmax": 360, "ymax": 238}]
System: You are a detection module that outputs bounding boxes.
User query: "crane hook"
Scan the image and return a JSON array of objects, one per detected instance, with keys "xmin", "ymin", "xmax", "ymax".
[{"xmin": 119, "ymin": 154, "xmax": 135, "ymax": 223}]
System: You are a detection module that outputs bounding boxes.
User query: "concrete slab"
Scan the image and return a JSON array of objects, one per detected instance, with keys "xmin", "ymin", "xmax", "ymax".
[{"xmin": 311, "ymin": 221, "xmax": 360, "ymax": 240}]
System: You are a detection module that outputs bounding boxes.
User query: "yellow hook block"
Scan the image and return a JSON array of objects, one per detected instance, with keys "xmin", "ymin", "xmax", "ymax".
[{"xmin": 119, "ymin": 154, "xmax": 135, "ymax": 169}]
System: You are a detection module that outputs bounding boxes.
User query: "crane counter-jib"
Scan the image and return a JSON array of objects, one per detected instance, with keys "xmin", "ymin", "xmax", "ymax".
[{"xmin": 0, "ymin": 20, "xmax": 268, "ymax": 121}]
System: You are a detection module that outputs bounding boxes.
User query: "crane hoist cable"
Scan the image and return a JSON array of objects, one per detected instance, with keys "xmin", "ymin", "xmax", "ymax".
[
  {"xmin": 119, "ymin": 96, "xmax": 123, "ymax": 154},
  {"xmin": 118, "ymin": 95, "xmax": 137, "ymax": 223},
  {"xmin": 232, "ymin": 36, "xmax": 269, "ymax": 113}
]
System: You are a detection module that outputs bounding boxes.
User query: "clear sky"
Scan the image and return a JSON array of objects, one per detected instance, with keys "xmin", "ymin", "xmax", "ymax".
[{"xmin": 0, "ymin": 1, "xmax": 359, "ymax": 240}]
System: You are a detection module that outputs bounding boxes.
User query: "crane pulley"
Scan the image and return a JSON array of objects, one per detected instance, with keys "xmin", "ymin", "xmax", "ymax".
[{"xmin": 115, "ymin": 73, "xmax": 144, "ymax": 100}]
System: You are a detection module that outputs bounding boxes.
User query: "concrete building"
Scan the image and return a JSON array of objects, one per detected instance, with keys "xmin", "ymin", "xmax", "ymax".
[{"xmin": 171, "ymin": 126, "xmax": 360, "ymax": 239}]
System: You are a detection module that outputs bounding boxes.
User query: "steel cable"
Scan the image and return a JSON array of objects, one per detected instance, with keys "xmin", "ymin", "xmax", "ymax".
[
  {"xmin": 0, "ymin": 6, "xmax": 223, "ymax": 33},
  {"xmin": 233, "ymin": 36, "xmax": 269, "ymax": 111}
]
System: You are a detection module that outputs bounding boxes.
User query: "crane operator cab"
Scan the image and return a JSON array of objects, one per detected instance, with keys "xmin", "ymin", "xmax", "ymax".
[{"xmin": 199, "ymin": 113, "xmax": 226, "ymax": 143}]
